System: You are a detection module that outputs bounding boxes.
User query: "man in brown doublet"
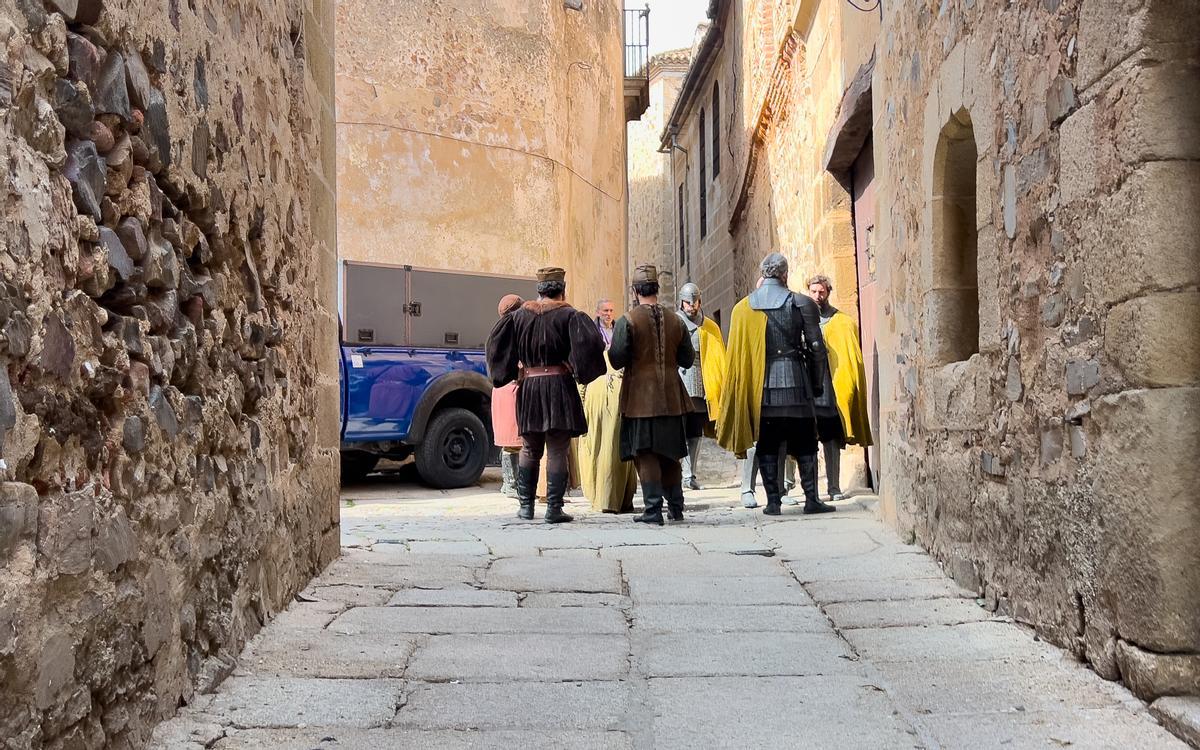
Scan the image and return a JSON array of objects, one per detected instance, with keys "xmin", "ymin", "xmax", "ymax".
[{"xmin": 608, "ymin": 264, "xmax": 696, "ymax": 525}]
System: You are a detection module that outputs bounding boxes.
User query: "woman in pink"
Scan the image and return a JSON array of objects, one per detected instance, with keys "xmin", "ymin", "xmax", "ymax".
[{"xmin": 492, "ymin": 295, "xmax": 524, "ymax": 496}]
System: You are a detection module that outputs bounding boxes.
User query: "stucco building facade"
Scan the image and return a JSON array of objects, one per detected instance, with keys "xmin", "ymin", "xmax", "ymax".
[
  {"xmin": 626, "ymin": 49, "xmax": 689, "ymax": 306},
  {"xmin": 635, "ymin": 0, "xmax": 1200, "ymax": 719},
  {"xmin": 336, "ymin": 0, "xmax": 631, "ymax": 309},
  {"xmin": 0, "ymin": 0, "xmax": 339, "ymax": 746}
]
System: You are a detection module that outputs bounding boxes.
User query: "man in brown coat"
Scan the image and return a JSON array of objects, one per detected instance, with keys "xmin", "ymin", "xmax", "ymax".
[{"xmin": 608, "ymin": 264, "xmax": 696, "ymax": 525}]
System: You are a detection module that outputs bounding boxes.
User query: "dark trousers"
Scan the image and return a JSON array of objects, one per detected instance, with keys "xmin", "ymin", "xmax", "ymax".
[
  {"xmin": 520, "ymin": 430, "xmax": 571, "ymax": 474},
  {"xmin": 755, "ymin": 417, "xmax": 818, "ymax": 458}
]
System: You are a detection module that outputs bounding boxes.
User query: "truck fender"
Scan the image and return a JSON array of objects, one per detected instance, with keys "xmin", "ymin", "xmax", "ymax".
[{"xmin": 405, "ymin": 370, "xmax": 492, "ymax": 445}]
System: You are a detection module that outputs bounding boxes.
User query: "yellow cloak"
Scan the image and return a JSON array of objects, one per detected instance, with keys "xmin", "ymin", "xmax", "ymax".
[
  {"xmin": 824, "ymin": 311, "xmax": 874, "ymax": 447},
  {"xmin": 697, "ymin": 316, "xmax": 727, "ymax": 418},
  {"xmin": 715, "ymin": 298, "xmax": 766, "ymax": 458}
]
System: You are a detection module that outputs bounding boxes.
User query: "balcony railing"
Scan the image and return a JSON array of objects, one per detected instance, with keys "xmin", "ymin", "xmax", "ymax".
[{"xmin": 624, "ymin": 6, "xmax": 650, "ymax": 78}]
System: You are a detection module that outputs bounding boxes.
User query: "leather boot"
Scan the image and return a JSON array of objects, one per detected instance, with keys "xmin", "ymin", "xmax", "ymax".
[
  {"xmin": 759, "ymin": 451, "xmax": 783, "ymax": 516},
  {"xmin": 634, "ymin": 481, "xmax": 665, "ymax": 526},
  {"xmin": 500, "ymin": 452, "xmax": 520, "ymax": 498},
  {"xmin": 666, "ymin": 483, "xmax": 685, "ymax": 522},
  {"xmin": 799, "ymin": 455, "xmax": 836, "ymax": 514},
  {"xmin": 544, "ymin": 471, "xmax": 574, "ymax": 523},
  {"xmin": 823, "ymin": 440, "xmax": 843, "ymax": 500},
  {"xmin": 516, "ymin": 465, "xmax": 538, "ymax": 520}
]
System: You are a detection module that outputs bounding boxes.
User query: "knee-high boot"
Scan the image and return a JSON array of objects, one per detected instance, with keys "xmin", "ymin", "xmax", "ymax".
[
  {"xmin": 823, "ymin": 440, "xmax": 843, "ymax": 500},
  {"xmin": 740, "ymin": 447, "xmax": 759, "ymax": 508},
  {"xmin": 666, "ymin": 483, "xmax": 685, "ymax": 522},
  {"xmin": 758, "ymin": 451, "xmax": 783, "ymax": 516},
  {"xmin": 798, "ymin": 454, "xmax": 836, "ymax": 514},
  {"xmin": 634, "ymin": 481, "xmax": 665, "ymax": 526},
  {"xmin": 516, "ymin": 465, "xmax": 538, "ymax": 520},
  {"xmin": 544, "ymin": 471, "xmax": 574, "ymax": 524}
]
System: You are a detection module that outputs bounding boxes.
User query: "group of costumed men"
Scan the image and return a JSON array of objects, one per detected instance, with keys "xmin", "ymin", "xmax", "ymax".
[{"xmin": 485, "ymin": 253, "xmax": 871, "ymax": 524}]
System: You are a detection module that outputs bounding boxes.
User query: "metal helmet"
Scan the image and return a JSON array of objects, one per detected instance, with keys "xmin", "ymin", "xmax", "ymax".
[{"xmin": 679, "ymin": 282, "xmax": 701, "ymax": 304}]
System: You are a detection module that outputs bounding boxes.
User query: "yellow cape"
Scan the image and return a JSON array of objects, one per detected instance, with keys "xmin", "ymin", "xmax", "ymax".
[
  {"xmin": 697, "ymin": 316, "xmax": 727, "ymax": 418},
  {"xmin": 715, "ymin": 298, "xmax": 766, "ymax": 457},
  {"xmin": 825, "ymin": 311, "xmax": 873, "ymax": 447}
]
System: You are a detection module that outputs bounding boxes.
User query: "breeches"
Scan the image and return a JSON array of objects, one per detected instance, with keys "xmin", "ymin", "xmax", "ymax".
[
  {"xmin": 756, "ymin": 417, "xmax": 818, "ymax": 458},
  {"xmin": 520, "ymin": 430, "xmax": 571, "ymax": 474}
]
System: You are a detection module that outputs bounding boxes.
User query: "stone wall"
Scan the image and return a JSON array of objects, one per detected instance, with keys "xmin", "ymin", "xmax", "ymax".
[
  {"xmin": 871, "ymin": 0, "xmax": 1200, "ymax": 702},
  {"xmin": 626, "ymin": 53, "xmax": 687, "ymax": 306},
  {"xmin": 0, "ymin": 0, "xmax": 339, "ymax": 746},
  {"xmin": 336, "ymin": 0, "xmax": 628, "ymax": 308}
]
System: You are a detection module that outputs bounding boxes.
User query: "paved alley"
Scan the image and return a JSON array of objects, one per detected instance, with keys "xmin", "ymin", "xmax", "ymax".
[{"xmin": 153, "ymin": 474, "xmax": 1185, "ymax": 749}]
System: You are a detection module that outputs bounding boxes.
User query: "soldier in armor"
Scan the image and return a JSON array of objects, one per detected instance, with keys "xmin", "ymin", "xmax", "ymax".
[
  {"xmin": 675, "ymin": 282, "xmax": 727, "ymax": 491},
  {"xmin": 717, "ymin": 253, "xmax": 836, "ymax": 515}
]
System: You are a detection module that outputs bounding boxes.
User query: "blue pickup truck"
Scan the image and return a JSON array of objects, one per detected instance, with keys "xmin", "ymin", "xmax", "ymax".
[{"xmin": 338, "ymin": 262, "xmax": 535, "ymax": 487}]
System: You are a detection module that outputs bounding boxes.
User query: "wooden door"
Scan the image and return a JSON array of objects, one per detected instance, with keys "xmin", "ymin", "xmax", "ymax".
[{"xmin": 851, "ymin": 135, "xmax": 880, "ymax": 490}]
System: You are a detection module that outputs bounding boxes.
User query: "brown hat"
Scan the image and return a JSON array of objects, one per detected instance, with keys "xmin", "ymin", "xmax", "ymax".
[
  {"xmin": 632, "ymin": 264, "xmax": 658, "ymax": 283},
  {"xmin": 536, "ymin": 267, "xmax": 566, "ymax": 283},
  {"xmin": 497, "ymin": 294, "xmax": 523, "ymax": 317}
]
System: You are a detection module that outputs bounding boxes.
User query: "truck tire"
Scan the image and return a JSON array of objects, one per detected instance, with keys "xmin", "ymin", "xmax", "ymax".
[
  {"xmin": 340, "ymin": 452, "xmax": 379, "ymax": 483},
  {"xmin": 415, "ymin": 407, "xmax": 488, "ymax": 489}
]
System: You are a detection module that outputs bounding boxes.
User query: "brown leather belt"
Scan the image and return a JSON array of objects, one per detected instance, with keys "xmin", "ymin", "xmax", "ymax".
[{"xmin": 524, "ymin": 365, "xmax": 570, "ymax": 378}]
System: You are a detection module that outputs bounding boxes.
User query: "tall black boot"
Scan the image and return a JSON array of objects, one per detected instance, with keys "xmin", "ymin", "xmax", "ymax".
[
  {"xmin": 634, "ymin": 481, "xmax": 665, "ymax": 526},
  {"xmin": 516, "ymin": 465, "xmax": 538, "ymax": 520},
  {"xmin": 759, "ymin": 451, "xmax": 783, "ymax": 516},
  {"xmin": 799, "ymin": 454, "xmax": 835, "ymax": 514},
  {"xmin": 544, "ymin": 471, "xmax": 574, "ymax": 524},
  {"xmin": 666, "ymin": 484, "xmax": 685, "ymax": 522}
]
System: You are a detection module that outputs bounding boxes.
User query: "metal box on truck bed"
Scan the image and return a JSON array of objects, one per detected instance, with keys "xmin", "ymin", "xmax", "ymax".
[
  {"xmin": 338, "ymin": 261, "xmax": 536, "ymax": 488},
  {"xmin": 341, "ymin": 261, "xmax": 537, "ymax": 348}
]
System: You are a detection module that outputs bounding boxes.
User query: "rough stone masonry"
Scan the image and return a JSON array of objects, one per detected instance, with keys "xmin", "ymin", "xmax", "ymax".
[{"xmin": 0, "ymin": 0, "xmax": 339, "ymax": 747}]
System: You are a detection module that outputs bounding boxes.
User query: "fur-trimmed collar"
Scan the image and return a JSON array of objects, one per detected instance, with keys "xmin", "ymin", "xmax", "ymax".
[{"xmin": 522, "ymin": 299, "xmax": 573, "ymax": 314}]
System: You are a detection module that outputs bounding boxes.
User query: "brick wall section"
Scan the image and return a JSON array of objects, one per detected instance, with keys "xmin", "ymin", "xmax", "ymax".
[{"xmin": 0, "ymin": 0, "xmax": 339, "ymax": 746}]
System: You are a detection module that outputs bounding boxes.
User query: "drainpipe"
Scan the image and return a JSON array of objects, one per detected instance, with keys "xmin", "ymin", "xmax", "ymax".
[{"xmin": 661, "ymin": 130, "xmax": 689, "ymax": 297}]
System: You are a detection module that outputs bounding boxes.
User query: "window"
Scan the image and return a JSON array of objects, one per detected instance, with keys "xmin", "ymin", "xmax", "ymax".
[
  {"xmin": 677, "ymin": 182, "xmax": 687, "ymax": 266},
  {"xmin": 931, "ymin": 108, "xmax": 979, "ymax": 364},
  {"xmin": 712, "ymin": 82, "xmax": 721, "ymax": 178},
  {"xmin": 699, "ymin": 108, "xmax": 708, "ymax": 239}
]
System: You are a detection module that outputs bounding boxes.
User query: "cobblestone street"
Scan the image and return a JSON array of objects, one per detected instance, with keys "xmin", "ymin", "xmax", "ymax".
[{"xmin": 151, "ymin": 470, "xmax": 1184, "ymax": 749}]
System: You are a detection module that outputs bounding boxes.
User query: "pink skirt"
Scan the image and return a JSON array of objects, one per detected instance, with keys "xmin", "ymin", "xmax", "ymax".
[{"xmin": 491, "ymin": 382, "xmax": 521, "ymax": 448}]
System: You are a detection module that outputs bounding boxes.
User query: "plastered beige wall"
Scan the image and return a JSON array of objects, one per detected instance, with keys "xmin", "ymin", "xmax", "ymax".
[{"xmin": 335, "ymin": 0, "xmax": 627, "ymax": 308}]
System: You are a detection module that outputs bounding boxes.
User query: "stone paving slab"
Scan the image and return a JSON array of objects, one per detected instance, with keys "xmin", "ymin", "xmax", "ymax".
[
  {"xmin": 407, "ymin": 540, "xmax": 493, "ymax": 555},
  {"xmin": 330, "ymin": 606, "xmax": 626, "ymax": 635},
  {"xmin": 921, "ymin": 707, "xmax": 1186, "ymax": 748},
  {"xmin": 520, "ymin": 592, "xmax": 629, "ymax": 608},
  {"xmin": 786, "ymin": 551, "xmax": 946, "ymax": 582},
  {"xmin": 766, "ymin": 530, "xmax": 888, "ymax": 560},
  {"xmin": 396, "ymin": 681, "xmax": 634, "ymax": 730},
  {"xmin": 875, "ymin": 656, "xmax": 1133, "ymax": 715},
  {"xmin": 239, "ymin": 630, "xmax": 420, "ymax": 679},
  {"xmin": 647, "ymin": 675, "xmax": 920, "ymax": 750},
  {"xmin": 598, "ymin": 544, "xmax": 698, "ymax": 561},
  {"xmin": 619, "ymin": 551, "xmax": 786, "ymax": 578},
  {"xmin": 805, "ymin": 576, "xmax": 977, "ymax": 604},
  {"xmin": 200, "ymin": 677, "xmax": 405, "ymax": 729},
  {"xmin": 844, "ymin": 621, "xmax": 1059, "ymax": 663},
  {"xmin": 301, "ymin": 583, "xmax": 394, "ymax": 607},
  {"xmin": 386, "ymin": 588, "xmax": 518, "ymax": 607},
  {"xmin": 634, "ymin": 631, "xmax": 859, "ymax": 677},
  {"xmin": 632, "ymin": 604, "xmax": 831, "ymax": 633},
  {"xmin": 406, "ymin": 634, "xmax": 629, "ymax": 681},
  {"xmin": 213, "ymin": 729, "xmax": 633, "ymax": 749},
  {"xmin": 628, "ymin": 575, "xmax": 813, "ymax": 605},
  {"xmin": 483, "ymin": 556, "xmax": 622, "ymax": 593},
  {"xmin": 824, "ymin": 596, "xmax": 990, "ymax": 629}
]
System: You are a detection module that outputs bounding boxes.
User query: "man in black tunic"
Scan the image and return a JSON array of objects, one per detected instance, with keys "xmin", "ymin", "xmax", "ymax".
[{"xmin": 486, "ymin": 267, "xmax": 606, "ymax": 523}]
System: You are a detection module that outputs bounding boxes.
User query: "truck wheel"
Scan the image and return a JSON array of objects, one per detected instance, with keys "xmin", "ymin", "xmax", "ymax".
[
  {"xmin": 340, "ymin": 452, "xmax": 379, "ymax": 483},
  {"xmin": 415, "ymin": 407, "xmax": 488, "ymax": 489}
]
